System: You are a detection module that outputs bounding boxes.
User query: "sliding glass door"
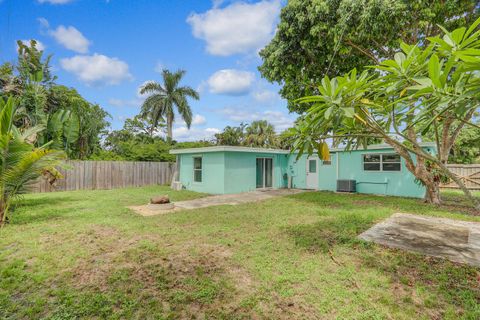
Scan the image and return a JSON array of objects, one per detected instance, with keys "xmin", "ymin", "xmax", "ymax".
[{"xmin": 256, "ymin": 158, "xmax": 273, "ymax": 189}]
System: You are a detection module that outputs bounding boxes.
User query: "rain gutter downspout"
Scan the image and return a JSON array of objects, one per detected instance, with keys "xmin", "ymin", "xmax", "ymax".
[{"xmin": 336, "ymin": 152, "xmax": 339, "ymax": 180}]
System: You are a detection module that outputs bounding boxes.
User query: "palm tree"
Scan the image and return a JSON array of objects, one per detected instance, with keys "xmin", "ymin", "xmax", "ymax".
[
  {"xmin": 244, "ymin": 120, "xmax": 278, "ymax": 148},
  {"xmin": 139, "ymin": 69, "xmax": 199, "ymax": 142},
  {"xmin": 0, "ymin": 97, "xmax": 64, "ymax": 227}
]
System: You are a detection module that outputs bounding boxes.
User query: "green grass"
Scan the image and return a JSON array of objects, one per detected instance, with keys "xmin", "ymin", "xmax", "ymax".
[{"xmin": 1, "ymin": 186, "xmax": 479, "ymax": 319}]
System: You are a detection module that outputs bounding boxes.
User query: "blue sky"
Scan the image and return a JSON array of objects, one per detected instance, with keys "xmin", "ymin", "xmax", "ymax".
[{"xmin": 0, "ymin": 0, "xmax": 295, "ymax": 141}]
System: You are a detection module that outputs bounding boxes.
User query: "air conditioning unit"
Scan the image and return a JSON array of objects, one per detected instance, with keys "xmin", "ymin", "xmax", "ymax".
[{"xmin": 337, "ymin": 180, "xmax": 356, "ymax": 193}]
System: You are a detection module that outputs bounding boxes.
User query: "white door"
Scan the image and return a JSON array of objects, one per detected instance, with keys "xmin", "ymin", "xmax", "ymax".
[{"xmin": 306, "ymin": 157, "xmax": 318, "ymax": 189}]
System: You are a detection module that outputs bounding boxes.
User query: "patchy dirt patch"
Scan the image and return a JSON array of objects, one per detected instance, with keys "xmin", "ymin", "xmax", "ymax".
[
  {"xmin": 67, "ymin": 229, "xmax": 259, "ymax": 317},
  {"xmin": 128, "ymin": 204, "xmax": 180, "ymax": 216}
]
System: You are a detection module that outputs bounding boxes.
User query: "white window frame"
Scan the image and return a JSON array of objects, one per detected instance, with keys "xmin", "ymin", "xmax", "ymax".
[
  {"xmin": 193, "ymin": 156, "xmax": 203, "ymax": 183},
  {"xmin": 363, "ymin": 153, "xmax": 401, "ymax": 172}
]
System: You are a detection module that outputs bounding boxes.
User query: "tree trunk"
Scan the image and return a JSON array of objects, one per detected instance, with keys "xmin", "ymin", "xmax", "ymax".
[
  {"xmin": 166, "ymin": 114, "xmax": 173, "ymax": 143},
  {"xmin": 424, "ymin": 180, "xmax": 441, "ymax": 205},
  {"xmin": 0, "ymin": 199, "xmax": 7, "ymax": 228}
]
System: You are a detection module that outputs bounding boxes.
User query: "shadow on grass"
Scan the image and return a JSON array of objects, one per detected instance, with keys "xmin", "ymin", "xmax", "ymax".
[
  {"xmin": 14, "ymin": 195, "xmax": 74, "ymax": 208},
  {"xmin": 290, "ymin": 190, "xmax": 480, "ymax": 216},
  {"xmin": 284, "ymin": 213, "xmax": 375, "ymax": 253},
  {"xmin": 8, "ymin": 196, "xmax": 79, "ymax": 225}
]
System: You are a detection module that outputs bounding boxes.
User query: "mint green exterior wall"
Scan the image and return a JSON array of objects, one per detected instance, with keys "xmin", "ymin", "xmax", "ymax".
[
  {"xmin": 287, "ymin": 148, "xmax": 429, "ymax": 198},
  {"xmin": 178, "ymin": 151, "xmax": 288, "ymax": 194},
  {"xmin": 286, "ymin": 154, "xmax": 306, "ymax": 189},
  {"xmin": 318, "ymin": 153, "xmax": 338, "ymax": 191},
  {"xmin": 176, "ymin": 146, "xmax": 433, "ymax": 198},
  {"xmin": 224, "ymin": 152, "xmax": 288, "ymax": 193},
  {"xmin": 178, "ymin": 151, "xmax": 225, "ymax": 194},
  {"xmin": 335, "ymin": 149, "xmax": 424, "ymax": 198}
]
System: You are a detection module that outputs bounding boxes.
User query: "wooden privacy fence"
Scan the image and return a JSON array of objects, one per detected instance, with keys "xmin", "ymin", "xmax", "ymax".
[
  {"xmin": 31, "ymin": 160, "xmax": 176, "ymax": 193},
  {"xmin": 440, "ymin": 164, "xmax": 480, "ymax": 190}
]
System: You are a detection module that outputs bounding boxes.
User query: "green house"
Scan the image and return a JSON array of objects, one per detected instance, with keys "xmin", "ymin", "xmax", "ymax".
[{"xmin": 170, "ymin": 143, "xmax": 436, "ymax": 198}]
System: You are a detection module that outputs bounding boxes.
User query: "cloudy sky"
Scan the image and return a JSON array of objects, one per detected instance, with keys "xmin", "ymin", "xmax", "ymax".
[{"xmin": 0, "ymin": 0, "xmax": 295, "ymax": 141}]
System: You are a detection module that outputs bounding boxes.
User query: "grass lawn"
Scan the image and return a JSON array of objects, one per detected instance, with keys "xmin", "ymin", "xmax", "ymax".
[{"xmin": 1, "ymin": 187, "xmax": 480, "ymax": 319}]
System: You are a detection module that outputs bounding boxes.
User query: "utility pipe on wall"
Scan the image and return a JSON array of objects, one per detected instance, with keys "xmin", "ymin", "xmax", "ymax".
[{"xmin": 336, "ymin": 153, "xmax": 339, "ymax": 180}]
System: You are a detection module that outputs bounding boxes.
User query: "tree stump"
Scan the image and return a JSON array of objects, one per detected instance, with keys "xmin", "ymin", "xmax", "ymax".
[{"xmin": 150, "ymin": 195, "xmax": 170, "ymax": 204}]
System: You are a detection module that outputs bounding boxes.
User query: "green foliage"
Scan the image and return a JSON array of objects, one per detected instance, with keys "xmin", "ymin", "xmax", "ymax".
[
  {"xmin": 0, "ymin": 42, "xmax": 111, "ymax": 160},
  {"xmin": 291, "ymin": 18, "xmax": 480, "ymax": 207},
  {"xmin": 244, "ymin": 120, "xmax": 278, "ymax": 147},
  {"xmin": 93, "ymin": 116, "xmax": 214, "ymax": 162},
  {"xmin": 123, "ymin": 114, "xmax": 163, "ymax": 137},
  {"xmin": 445, "ymin": 124, "xmax": 480, "ymax": 164},
  {"xmin": 214, "ymin": 121, "xmax": 285, "ymax": 148},
  {"xmin": 259, "ymin": 0, "xmax": 479, "ymax": 113},
  {"xmin": 16, "ymin": 40, "xmax": 55, "ymax": 85},
  {"xmin": 214, "ymin": 123, "xmax": 247, "ymax": 146},
  {"xmin": 139, "ymin": 69, "xmax": 199, "ymax": 141},
  {"xmin": 0, "ymin": 97, "xmax": 64, "ymax": 226},
  {"xmin": 173, "ymin": 140, "xmax": 213, "ymax": 149}
]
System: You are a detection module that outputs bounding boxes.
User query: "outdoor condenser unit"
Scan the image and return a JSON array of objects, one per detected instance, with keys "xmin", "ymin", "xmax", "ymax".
[{"xmin": 336, "ymin": 180, "xmax": 357, "ymax": 193}]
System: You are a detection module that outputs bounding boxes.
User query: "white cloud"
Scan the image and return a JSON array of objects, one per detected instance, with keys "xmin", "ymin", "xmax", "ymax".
[
  {"xmin": 49, "ymin": 25, "xmax": 90, "ymax": 53},
  {"xmin": 38, "ymin": 17, "xmax": 50, "ymax": 29},
  {"xmin": 60, "ymin": 54, "xmax": 132, "ymax": 86},
  {"xmin": 173, "ymin": 126, "xmax": 220, "ymax": 141},
  {"xmin": 253, "ymin": 89, "xmax": 278, "ymax": 103},
  {"xmin": 207, "ymin": 69, "xmax": 255, "ymax": 95},
  {"xmin": 38, "ymin": 0, "xmax": 74, "ymax": 4},
  {"xmin": 192, "ymin": 114, "xmax": 207, "ymax": 125},
  {"xmin": 218, "ymin": 107, "xmax": 294, "ymax": 131},
  {"xmin": 108, "ymin": 98, "xmax": 142, "ymax": 108},
  {"xmin": 19, "ymin": 39, "xmax": 46, "ymax": 51},
  {"xmin": 178, "ymin": 114, "xmax": 207, "ymax": 126},
  {"xmin": 187, "ymin": 0, "xmax": 281, "ymax": 56}
]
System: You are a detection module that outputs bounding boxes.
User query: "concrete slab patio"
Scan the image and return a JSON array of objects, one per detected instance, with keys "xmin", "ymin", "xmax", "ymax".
[
  {"xmin": 359, "ymin": 213, "xmax": 480, "ymax": 267},
  {"xmin": 129, "ymin": 189, "xmax": 306, "ymax": 217}
]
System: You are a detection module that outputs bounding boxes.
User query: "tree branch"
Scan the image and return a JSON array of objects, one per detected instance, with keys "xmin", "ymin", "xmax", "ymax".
[{"xmin": 344, "ymin": 39, "xmax": 379, "ymax": 64}]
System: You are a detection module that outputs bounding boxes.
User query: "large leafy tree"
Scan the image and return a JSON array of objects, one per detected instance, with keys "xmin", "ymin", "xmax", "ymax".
[
  {"xmin": 1, "ymin": 42, "xmax": 110, "ymax": 160},
  {"xmin": 259, "ymin": 0, "xmax": 479, "ymax": 113},
  {"xmin": 0, "ymin": 97, "xmax": 63, "ymax": 226},
  {"xmin": 123, "ymin": 114, "xmax": 164, "ymax": 138},
  {"xmin": 98, "ymin": 116, "xmax": 212, "ymax": 162},
  {"xmin": 291, "ymin": 19, "xmax": 480, "ymax": 209},
  {"xmin": 139, "ymin": 69, "xmax": 199, "ymax": 142}
]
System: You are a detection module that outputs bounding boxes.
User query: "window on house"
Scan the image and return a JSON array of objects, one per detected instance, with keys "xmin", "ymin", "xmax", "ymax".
[
  {"xmin": 193, "ymin": 157, "xmax": 202, "ymax": 182},
  {"xmin": 323, "ymin": 160, "xmax": 332, "ymax": 165},
  {"xmin": 382, "ymin": 154, "xmax": 401, "ymax": 171},
  {"xmin": 308, "ymin": 159, "xmax": 317, "ymax": 173},
  {"xmin": 363, "ymin": 154, "xmax": 401, "ymax": 172}
]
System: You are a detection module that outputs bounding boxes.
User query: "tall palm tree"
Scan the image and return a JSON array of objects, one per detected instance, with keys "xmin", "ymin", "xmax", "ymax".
[
  {"xmin": 244, "ymin": 120, "xmax": 278, "ymax": 148},
  {"xmin": 139, "ymin": 69, "xmax": 199, "ymax": 142},
  {"xmin": 0, "ymin": 97, "xmax": 64, "ymax": 227}
]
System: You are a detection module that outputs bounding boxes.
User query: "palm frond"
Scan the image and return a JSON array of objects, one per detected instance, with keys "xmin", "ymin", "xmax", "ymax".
[
  {"xmin": 177, "ymin": 86, "xmax": 200, "ymax": 100},
  {"xmin": 139, "ymin": 81, "xmax": 165, "ymax": 95}
]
